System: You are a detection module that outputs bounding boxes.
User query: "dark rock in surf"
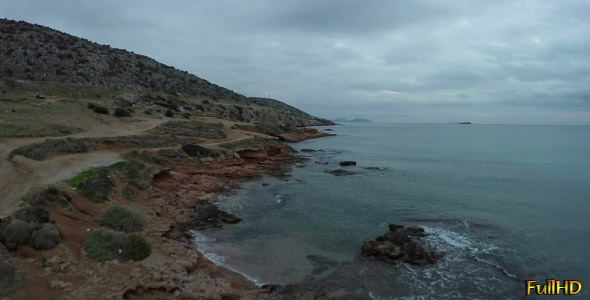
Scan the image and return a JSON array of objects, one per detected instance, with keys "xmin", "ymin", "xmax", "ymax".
[
  {"xmin": 185, "ymin": 200, "xmax": 240, "ymax": 229},
  {"xmin": 361, "ymin": 224, "xmax": 438, "ymax": 265},
  {"xmin": 326, "ymin": 169, "xmax": 356, "ymax": 176},
  {"xmin": 339, "ymin": 161, "xmax": 356, "ymax": 166}
]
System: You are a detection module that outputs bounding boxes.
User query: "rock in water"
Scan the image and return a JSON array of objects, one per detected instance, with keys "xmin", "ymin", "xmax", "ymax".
[
  {"xmin": 361, "ymin": 224, "xmax": 438, "ymax": 265},
  {"xmin": 185, "ymin": 200, "xmax": 241, "ymax": 229},
  {"xmin": 325, "ymin": 169, "xmax": 356, "ymax": 176},
  {"xmin": 339, "ymin": 161, "xmax": 357, "ymax": 166}
]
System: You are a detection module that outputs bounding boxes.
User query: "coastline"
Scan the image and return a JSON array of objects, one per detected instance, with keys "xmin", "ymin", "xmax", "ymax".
[{"xmin": 5, "ymin": 128, "xmax": 334, "ymax": 300}]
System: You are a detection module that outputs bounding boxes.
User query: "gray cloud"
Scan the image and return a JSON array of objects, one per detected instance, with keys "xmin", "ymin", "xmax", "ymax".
[{"xmin": 1, "ymin": 0, "xmax": 589, "ymax": 124}]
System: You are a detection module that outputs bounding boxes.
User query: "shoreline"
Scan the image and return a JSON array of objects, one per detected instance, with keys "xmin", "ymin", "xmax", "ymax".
[{"xmin": 3, "ymin": 128, "xmax": 334, "ymax": 300}]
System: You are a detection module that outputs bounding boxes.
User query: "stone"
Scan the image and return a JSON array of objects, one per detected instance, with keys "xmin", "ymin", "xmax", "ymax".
[{"xmin": 361, "ymin": 224, "xmax": 438, "ymax": 265}]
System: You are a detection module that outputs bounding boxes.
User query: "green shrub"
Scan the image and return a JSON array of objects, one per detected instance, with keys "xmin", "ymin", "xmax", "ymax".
[
  {"xmin": 182, "ymin": 144, "xmax": 220, "ymax": 157},
  {"xmin": 14, "ymin": 206, "xmax": 49, "ymax": 224},
  {"xmin": 0, "ymin": 219, "xmax": 35, "ymax": 250},
  {"xmin": 98, "ymin": 205, "xmax": 145, "ymax": 233},
  {"xmin": 114, "ymin": 107, "xmax": 132, "ymax": 117},
  {"xmin": 77, "ymin": 169, "xmax": 115, "ymax": 203},
  {"xmin": 122, "ymin": 234, "xmax": 151, "ymax": 261},
  {"xmin": 164, "ymin": 110, "xmax": 174, "ymax": 117},
  {"xmin": 24, "ymin": 188, "xmax": 70, "ymax": 209},
  {"xmin": 87, "ymin": 102, "xmax": 95, "ymax": 109},
  {"xmin": 12, "ymin": 138, "xmax": 90, "ymax": 160},
  {"xmin": 93, "ymin": 106, "xmax": 109, "ymax": 114},
  {"xmin": 202, "ymin": 100, "xmax": 210, "ymax": 104},
  {"xmin": 0, "ymin": 253, "xmax": 23, "ymax": 296},
  {"xmin": 30, "ymin": 223, "xmax": 60, "ymax": 250},
  {"xmin": 84, "ymin": 229, "xmax": 126, "ymax": 262}
]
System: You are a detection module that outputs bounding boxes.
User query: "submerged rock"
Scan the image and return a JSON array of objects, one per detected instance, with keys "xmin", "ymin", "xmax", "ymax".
[
  {"xmin": 361, "ymin": 224, "xmax": 438, "ymax": 265},
  {"xmin": 326, "ymin": 169, "xmax": 356, "ymax": 176},
  {"xmin": 339, "ymin": 161, "xmax": 356, "ymax": 166}
]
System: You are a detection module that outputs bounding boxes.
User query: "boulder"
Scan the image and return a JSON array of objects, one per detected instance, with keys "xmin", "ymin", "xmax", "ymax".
[
  {"xmin": 339, "ymin": 161, "xmax": 356, "ymax": 166},
  {"xmin": 186, "ymin": 200, "xmax": 241, "ymax": 230},
  {"xmin": 360, "ymin": 224, "xmax": 438, "ymax": 265}
]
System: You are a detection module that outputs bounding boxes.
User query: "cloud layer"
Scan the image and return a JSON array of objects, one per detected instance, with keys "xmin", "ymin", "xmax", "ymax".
[{"xmin": 2, "ymin": 0, "xmax": 590, "ymax": 124}]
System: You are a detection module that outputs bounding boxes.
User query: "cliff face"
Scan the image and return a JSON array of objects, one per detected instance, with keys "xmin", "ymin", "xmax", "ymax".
[{"xmin": 0, "ymin": 19, "xmax": 332, "ymax": 126}]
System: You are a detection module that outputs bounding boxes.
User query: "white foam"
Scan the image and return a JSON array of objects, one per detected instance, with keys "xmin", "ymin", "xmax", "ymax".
[
  {"xmin": 423, "ymin": 226, "xmax": 473, "ymax": 250},
  {"xmin": 190, "ymin": 230, "xmax": 268, "ymax": 287},
  {"xmin": 276, "ymin": 194, "xmax": 282, "ymax": 204}
]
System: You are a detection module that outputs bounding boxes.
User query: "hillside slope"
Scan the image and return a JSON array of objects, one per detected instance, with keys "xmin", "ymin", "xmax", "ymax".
[{"xmin": 0, "ymin": 18, "xmax": 330, "ymax": 125}]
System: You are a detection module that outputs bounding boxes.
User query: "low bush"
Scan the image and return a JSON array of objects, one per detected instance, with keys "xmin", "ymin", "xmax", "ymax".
[
  {"xmin": 24, "ymin": 188, "xmax": 70, "ymax": 209},
  {"xmin": 30, "ymin": 223, "xmax": 60, "ymax": 250},
  {"xmin": 164, "ymin": 110, "xmax": 174, "ymax": 117},
  {"xmin": 87, "ymin": 102, "xmax": 95, "ymax": 109},
  {"xmin": 12, "ymin": 138, "xmax": 90, "ymax": 160},
  {"xmin": 98, "ymin": 205, "xmax": 145, "ymax": 233},
  {"xmin": 76, "ymin": 168, "xmax": 114, "ymax": 203},
  {"xmin": 84, "ymin": 229, "xmax": 126, "ymax": 262},
  {"xmin": 154, "ymin": 121, "xmax": 226, "ymax": 139},
  {"xmin": 14, "ymin": 206, "xmax": 49, "ymax": 224},
  {"xmin": 84, "ymin": 229, "xmax": 151, "ymax": 262},
  {"xmin": 0, "ymin": 219, "xmax": 35, "ymax": 250},
  {"xmin": 0, "ymin": 253, "xmax": 23, "ymax": 296},
  {"xmin": 182, "ymin": 144, "xmax": 220, "ymax": 157},
  {"xmin": 122, "ymin": 234, "xmax": 151, "ymax": 261},
  {"xmin": 114, "ymin": 108, "xmax": 132, "ymax": 117},
  {"xmin": 93, "ymin": 106, "xmax": 109, "ymax": 114}
]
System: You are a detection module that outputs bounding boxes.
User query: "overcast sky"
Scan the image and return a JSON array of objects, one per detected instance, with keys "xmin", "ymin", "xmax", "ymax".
[{"xmin": 2, "ymin": 1, "xmax": 590, "ymax": 124}]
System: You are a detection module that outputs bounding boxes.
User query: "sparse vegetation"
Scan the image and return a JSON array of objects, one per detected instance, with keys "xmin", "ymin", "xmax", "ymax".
[
  {"xmin": 13, "ymin": 135, "xmax": 196, "ymax": 161},
  {"xmin": 0, "ymin": 123, "xmax": 84, "ymax": 138},
  {"xmin": 219, "ymin": 137, "xmax": 275, "ymax": 150},
  {"xmin": 182, "ymin": 144, "xmax": 220, "ymax": 157},
  {"xmin": 98, "ymin": 205, "xmax": 145, "ymax": 233},
  {"xmin": 152, "ymin": 121, "xmax": 226, "ymax": 139},
  {"xmin": 12, "ymin": 138, "xmax": 89, "ymax": 160},
  {"xmin": 232, "ymin": 122, "xmax": 298, "ymax": 136}
]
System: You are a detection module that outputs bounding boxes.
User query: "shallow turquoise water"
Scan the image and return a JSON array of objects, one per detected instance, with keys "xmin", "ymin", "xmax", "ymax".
[{"xmin": 195, "ymin": 123, "xmax": 590, "ymax": 299}]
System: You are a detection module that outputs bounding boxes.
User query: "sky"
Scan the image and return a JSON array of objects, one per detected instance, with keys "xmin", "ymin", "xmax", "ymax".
[{"xmin": 2, "ymin": 0, "xmax": 590, "ymax": 125}]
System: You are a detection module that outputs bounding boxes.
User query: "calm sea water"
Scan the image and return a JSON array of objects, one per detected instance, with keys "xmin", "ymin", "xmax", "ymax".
[{"xmin": 195, "ymin": 123, "xmax": 590, "ymax": 299}]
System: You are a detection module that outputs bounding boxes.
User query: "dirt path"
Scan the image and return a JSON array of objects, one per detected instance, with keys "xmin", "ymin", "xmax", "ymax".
[{"xmin": 0, "ymin": 118, "xmax": 167, "ymax": 218}]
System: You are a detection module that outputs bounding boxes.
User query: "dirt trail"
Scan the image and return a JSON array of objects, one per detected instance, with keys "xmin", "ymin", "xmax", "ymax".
[{"xmin": 0, "ymin": 118, "xmax": 167, "ymax": 218}]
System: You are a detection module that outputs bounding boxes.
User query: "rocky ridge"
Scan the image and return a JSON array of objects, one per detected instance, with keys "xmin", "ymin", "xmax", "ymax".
[{"xmin": 0, "ymin": 19, "xmax": 332, "ymax": 126}]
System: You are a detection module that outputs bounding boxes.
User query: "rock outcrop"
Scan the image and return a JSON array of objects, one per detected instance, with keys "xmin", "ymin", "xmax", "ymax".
[
  {"xmin": 361, "ymin": 224, "xmax": 438, "ymax": 265},
  {"xmin": 184, "ymin": 200, "xmax": 241, "ymax": 230}
]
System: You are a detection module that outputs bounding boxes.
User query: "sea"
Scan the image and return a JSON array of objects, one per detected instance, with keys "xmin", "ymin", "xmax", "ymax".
[{"xmin": 193, "ymin": 123, "xmax": 590, "ymax": 299}]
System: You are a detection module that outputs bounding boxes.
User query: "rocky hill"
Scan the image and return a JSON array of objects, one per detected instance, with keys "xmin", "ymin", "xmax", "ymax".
[{"xmin": 0, "ymin": 19, "xmax": 331, "ymax": 125}]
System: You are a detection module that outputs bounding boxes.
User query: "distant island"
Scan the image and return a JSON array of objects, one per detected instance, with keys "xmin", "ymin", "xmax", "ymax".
[
  {"xmin": 458, "ymin": 122, "xmax": 472, "ymax": 124},
  {"xmin": 334, "ymin": 118, "xmax": 373, "ymax": 123}
]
